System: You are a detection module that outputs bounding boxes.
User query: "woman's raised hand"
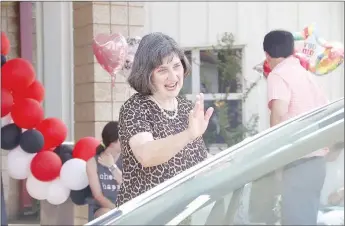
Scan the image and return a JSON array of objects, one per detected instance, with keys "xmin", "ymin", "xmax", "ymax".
[{"xmin": 187, "ymin": 93, "xmax": 214, "ymax": 140}]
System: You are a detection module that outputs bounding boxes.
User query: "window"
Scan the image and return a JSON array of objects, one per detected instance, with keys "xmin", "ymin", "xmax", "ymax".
[{"xmin": 182, "ymin": 48, "xmax": 244, "ymax": 152}]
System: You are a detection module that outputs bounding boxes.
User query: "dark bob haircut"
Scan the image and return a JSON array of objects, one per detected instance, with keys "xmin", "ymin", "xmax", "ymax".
[
  {"xmin": 127, "ymin": 32, "xmax": 191, "ymax": 95},
  {"xmin": 263, "ymin": 30, "xmax": 294, "ymax": 58}
]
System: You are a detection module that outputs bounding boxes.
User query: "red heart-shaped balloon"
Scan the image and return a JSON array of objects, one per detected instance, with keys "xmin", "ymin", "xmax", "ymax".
[{"xmin": 92, "ymin": 33, "xmax": 128, "ymax": 77}]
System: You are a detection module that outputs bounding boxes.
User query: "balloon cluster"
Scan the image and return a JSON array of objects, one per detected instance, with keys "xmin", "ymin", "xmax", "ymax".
[
  {"xmin": 92, "ymin": 32, "xmax": 141, "ymax": 82},
  {"xmin": 1, "ymin": 32, "xmax": 100, "ymax": 206},
  {"xmin": 253, "ymin": 24, "xmax": 344, "ymax": 77}
]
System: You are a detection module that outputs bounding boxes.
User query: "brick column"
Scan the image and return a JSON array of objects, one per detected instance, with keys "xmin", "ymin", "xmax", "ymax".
[
  {"xmin": 73, "ymin": 2, "xmax": 145, "ymax": 224},
  {"xmin": 31, "ymin": 3, "xmax": 37, "ymax": 72},
  {"xmin": 1, "ymin": 2, "xmax": 21, "ymax": 221}
]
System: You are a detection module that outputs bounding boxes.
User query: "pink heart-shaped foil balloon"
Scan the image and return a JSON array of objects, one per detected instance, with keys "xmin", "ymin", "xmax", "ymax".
[{"xmin": 92, "ymin": 33, "xmax": 128, "ymax": 77}]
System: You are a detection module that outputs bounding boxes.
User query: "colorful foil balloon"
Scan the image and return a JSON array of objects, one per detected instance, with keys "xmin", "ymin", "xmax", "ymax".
[
  {"xmin": 92, "ymin": 33, "xmax": 128, "ymax": 83},
  {"xmin": 253, "ymin": 24, "xmax": 344, "ymax": 77},
  {"xmin": 310, "ymin": 41, "xmax": 344, "ymax": 75}
]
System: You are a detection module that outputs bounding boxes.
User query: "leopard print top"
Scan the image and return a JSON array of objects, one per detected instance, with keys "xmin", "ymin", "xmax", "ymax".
[{"xmin": 115, "ymin": 93, "xmax": 208, "ymax": 207}]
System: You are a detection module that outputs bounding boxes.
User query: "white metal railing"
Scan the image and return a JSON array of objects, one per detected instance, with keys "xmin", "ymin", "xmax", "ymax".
[{"xmin": 87, "ymin": 98, "xmax": 344, "ymax": 225}]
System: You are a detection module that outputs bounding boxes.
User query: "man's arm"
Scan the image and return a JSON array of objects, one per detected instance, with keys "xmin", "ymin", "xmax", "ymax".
[
  {"xmin": 267, "ymin": 73, "xmax": 291, "ymax": 127},
  {"xmin": 270, "ymin": 99, "xmax": 289, "ymax": 127}
]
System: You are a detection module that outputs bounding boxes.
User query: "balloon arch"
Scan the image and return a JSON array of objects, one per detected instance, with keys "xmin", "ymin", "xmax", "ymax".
[
  {"xmin": 1, "ymin": 30, "xmax": 140, "ymax": 206},
  {"xmin": 1, "ymin": 31, "xmax": 112, "ymax": 206}
]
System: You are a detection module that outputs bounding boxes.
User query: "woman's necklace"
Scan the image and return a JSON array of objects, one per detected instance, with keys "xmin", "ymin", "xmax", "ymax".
[{"xmin": 150, "ymin": 96, "xmax": 178, "ymax": 120}]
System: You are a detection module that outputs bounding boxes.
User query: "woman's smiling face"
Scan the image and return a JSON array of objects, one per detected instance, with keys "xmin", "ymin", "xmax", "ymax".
[{"xmin": 151, "ymin": 53, "xmax": 184, "ymax": 99}]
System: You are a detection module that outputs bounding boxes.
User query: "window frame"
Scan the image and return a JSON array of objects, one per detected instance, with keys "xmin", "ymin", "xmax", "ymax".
[{"xmin": 183, "ymin": 46, "xmax": 246, "ymax": 149}]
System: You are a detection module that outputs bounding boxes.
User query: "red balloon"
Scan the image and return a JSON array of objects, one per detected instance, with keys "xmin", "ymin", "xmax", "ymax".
[
  {"xmin": 30, "ymin": 151, "xmax": 62, "ymax": 182},
  {"xmin": 1, "ymin": 89, "xmax": 13, "ymax": 117},
  {"xmin": 1, "ymin": 58, "xmax": 35, "ymax": 93},
  {"xmin": 1, "ymin": 32, "xmax": 10, "ymax": 55},
  {"xmin": 12, "ymin": 80, "xmax": 45, "ymax": 103},
  {"xmin": 72, "ymin": 137, "xmax": 100, "ymax": 161},
  {"xmin": 36, "ymin": 118, "xmax": 68, "ymax": 150},
  {"xmin": 11, "ymin": 98, "xmax": 44, "ymax": 129},
  {"xmin": 263, "ymin": 60, "xmax": 271, "ymax": 77}
]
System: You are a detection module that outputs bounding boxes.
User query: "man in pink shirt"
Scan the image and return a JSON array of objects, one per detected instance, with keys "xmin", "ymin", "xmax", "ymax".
[{"xmin": 264, "ymin": 30, "xmax": 328, "ymax": 225}]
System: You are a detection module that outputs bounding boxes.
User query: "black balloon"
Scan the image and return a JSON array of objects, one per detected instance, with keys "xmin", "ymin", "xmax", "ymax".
[
  {"xmin": 1, "ymin": 123, "xmax": 22, "ymax": 150},
  {"xmin": 54, "ymin": 144, "xmax": 73, "ymax": 163},
  {"xmin": 70, "ymin": 186, "xmax": 92, "ymax": 205},
  {"xmin": 60, "ymin": 152, "xmax": 73, "ymax": 164},
  {"xmin": 54, "ymin": 144, "xmax": 73, "ymax": 156},
  {"xmin": 1, "ymin": 55, "xmax": 6, "ymax": 67},
  {"xmin": 19, "ymin": 129, "xmax": 44, "ymax": 153}
]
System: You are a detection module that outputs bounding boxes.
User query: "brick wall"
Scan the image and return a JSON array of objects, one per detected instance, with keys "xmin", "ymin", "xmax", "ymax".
[
  {"xmin": 1, "ymin": 1, "xmax": 21, "ymax": 220},
  {"xmin": 72, "ymin": 2, "xmax": 145, "ymax": 224},
  {"xmin": 31, "ymin": 3, "xmax": 37, "ymax": 71}
]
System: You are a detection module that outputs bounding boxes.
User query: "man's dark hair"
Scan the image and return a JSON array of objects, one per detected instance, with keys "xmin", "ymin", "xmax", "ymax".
[{"xmin": 263, "ymin": 30, "xmax": 294, "ymax": 58}]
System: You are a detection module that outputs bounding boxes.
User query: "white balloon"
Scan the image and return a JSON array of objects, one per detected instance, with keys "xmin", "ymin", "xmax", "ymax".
[
  {"xmin": 1, "ymin": 114, "xmax": 12, "ymax": 128},
  {"xmin": 26, "ymin": 174, "xmax": 51, "ymax": 200},
  {"xmin": 60, "ymin": 158, "xmax": 89, "ymax": 191},
  {"xmin": 46, "ymin": 178, "xmax": 71, "ymax": 205},
  {"xmin": 7, "ymin": 146, "xmax": 36, "ymax": 180}
]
